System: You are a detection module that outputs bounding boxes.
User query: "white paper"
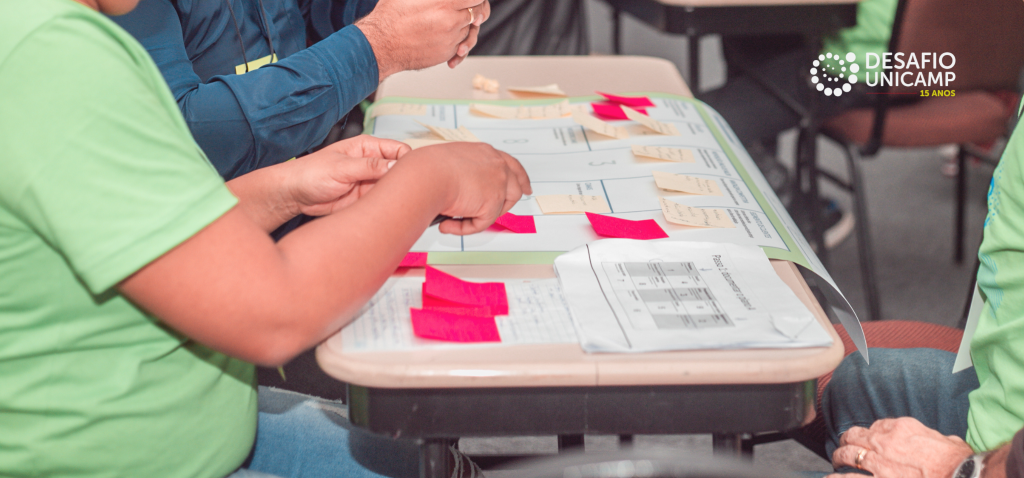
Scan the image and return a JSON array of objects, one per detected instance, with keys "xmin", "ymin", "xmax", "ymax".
[
  {"xmin": 554, "ymin": 239, "xmax": 833, "ymax": 353},
  {"xmin": 341, "ymin": 277, "xmax": 578, "ymax": 351},
  {"xmin": 953, "ymin": 285, "xmax": 984, "ymax": 373}
]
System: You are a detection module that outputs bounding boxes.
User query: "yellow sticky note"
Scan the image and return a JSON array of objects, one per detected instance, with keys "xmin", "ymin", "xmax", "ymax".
[
  {"xmin": 507, "ymin": 84, "xmax": 567, "ymax": 97},
  {"xmin": 416, "ymin": 121, "xmax": 480, "ymax": 142},
  {"xmin": 472, "ymin": 74, "xmax": 500, "ymax": 93},
  {"xmin": 623, "ymin": 107, "xmax": 680, "ymax": 136},
  {"xmin": 652, "ymin": 171, "xmax": 723, "ymax": 196},
  {"xmin": 659, "ymin": 198, "xmax": 735, "ymax": 228},
  {"xmin": 571, "ymin": 112, "xmax": 629, "ymax": 140},
  {"xmin": 536, "ymin": 195, "xmax": 611, "ymax": 214},
  {"xmin": 470, "ymin": 101, "xmax": 570, "ymax": 120},
  {"xmin": 369, "ymin": 103, "xmax": 428, "ymax": 118},
  {"xmin": 631, "ymin": 145, "xmax": 696, "ymax": 163},
  {"xmin": 402, "ymin": 138, "xmax": 449, "ymax": 150}
]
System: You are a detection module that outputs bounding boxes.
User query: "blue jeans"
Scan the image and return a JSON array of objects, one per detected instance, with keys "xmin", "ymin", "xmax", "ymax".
[
  {"xmin": 821, "ymin": 348, "xmax": 980, "ymax": 461},
  {"xmin": 227, "ymin": 386, "xmax": 417, "ymax": 478}
]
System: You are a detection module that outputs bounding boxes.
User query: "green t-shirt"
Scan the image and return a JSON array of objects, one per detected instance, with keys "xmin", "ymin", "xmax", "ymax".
[
  {"xmin": 0, "ymin": 1, "xmax": 254, "ymax": 477},
  {"xmin": 968, "ymin": 115, "xmax": 1024, "ymax": 450},
  {"xmin": 820, "ymin": 0, "xmax": 898, "ymax": 75}
]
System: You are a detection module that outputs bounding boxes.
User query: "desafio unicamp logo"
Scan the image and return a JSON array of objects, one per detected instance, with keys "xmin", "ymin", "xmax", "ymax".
[{"xmin": 812, "ymin": 51, "xmax": 957, "ymax": 97}]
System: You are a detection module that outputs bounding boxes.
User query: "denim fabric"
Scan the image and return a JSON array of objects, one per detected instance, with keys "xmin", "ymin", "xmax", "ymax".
[
  {"xmin": 226, "ymin": 386, "xmax": 400, "ymax": 478},
  {"xmin": 821, "ymin": 348, "xmax": 979, "ymax": 460}
]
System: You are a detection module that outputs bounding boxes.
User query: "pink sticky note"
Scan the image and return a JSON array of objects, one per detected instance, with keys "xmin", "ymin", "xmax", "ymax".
[
  {"xmin": 424, "ymin": 266, "xmax": 509, "ymax": 315},
  {"xmin": 410, "ymin": 308, "xmax": 500, "ymax": 343},
  {"xmin": 591, "ymin": 102, "xmax": 647, "ymax": 120},
  {"xmin": 399, "ymin": 252, "xmax": 428, "ymax": 268},
  {"xmin": 493, "ymin": 213, "xmax": 537, "ymax": 233},
  {"xmin": 586, "ymin": 212, "xmax": 669, "ymax": 240},
  {"xmin": 422, "ymin": 284, "xmax": 495, "ymax": 317},
  {"xmin": 596, "ymin": 92, "xmax": 655, "ymax": 108}
]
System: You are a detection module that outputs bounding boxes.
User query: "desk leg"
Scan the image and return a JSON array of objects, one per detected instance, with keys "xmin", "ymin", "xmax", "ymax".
[
  {"xmin": 712, "ymin": 433, "xmax": 744, "ymax": 458},
  {"xmin": 612, "ymin": 8, "xmax": 622, "ymax": 55},
  {"xmin": 558, "ymin": 434, "xmax": 585, "ymax": 452},
  {"xmin": 688, "ymin": 35, "xmax": 701, "ymax": 92},
  {"xmin": 419, "ymin": 439, "xmax": 457, "ymax": 478}
]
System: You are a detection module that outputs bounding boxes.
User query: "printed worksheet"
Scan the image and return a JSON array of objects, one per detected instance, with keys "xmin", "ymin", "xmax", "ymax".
[
  {"xmin": 341, "ymin": 277, "xmax": 578, "ymax": 351},
  {"xmin": 554, "ymin": 239, "xmax": 834, "ymax": 352},
  {"xmin": 366, "ymin": 94, "xmax": 868, "ymax": 359},
  {"xmin": 369, "ymin": 96, "xmax": 790, "ymax": 255}
]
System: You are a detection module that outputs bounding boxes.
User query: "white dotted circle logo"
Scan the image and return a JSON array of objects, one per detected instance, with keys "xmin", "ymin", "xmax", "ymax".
[{"xmin": 811, "ymin": 52, "xmax": 859, "ymax": 97}]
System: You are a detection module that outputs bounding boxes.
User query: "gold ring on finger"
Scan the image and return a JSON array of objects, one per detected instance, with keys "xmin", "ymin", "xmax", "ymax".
[
  {"xmin": 855, "ymin": 448, "xmax": 868, "ymax": 469},
  {"xmin": 467, "ymin": 7, "xmax": 474, "ymax": 26}
]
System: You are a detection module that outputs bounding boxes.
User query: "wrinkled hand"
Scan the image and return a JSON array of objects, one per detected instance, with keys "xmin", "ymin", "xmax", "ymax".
[
  {"xmin": 398, "ymin": 142, "xmax": 530, "ymax": 235},
  {"xmin": 285, "ymin": 137, "xmax": 411, "ymax": 216},
  {"xmin": 828, "ymin": 417, "xmax": 973, "ymax": 478},
  {"xmin": 357, "ymin": 0, "xmax": 491, "ymax": 80}
]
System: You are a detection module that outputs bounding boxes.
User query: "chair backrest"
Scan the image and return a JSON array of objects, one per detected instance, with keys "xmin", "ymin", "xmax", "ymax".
[{"xmin": 892, "ymin": 0, "xmax": 1024, "ymax": 94}]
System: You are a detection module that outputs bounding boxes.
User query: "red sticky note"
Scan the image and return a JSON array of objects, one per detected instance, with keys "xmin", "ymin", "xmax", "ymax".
[
  {"xmin": 410, "ymin": 308, "xmax": 500, "ymax": 342},
  {"xmin": 422, "ymin": 284, "xmax": 495, "ymax": 317},
  {"xmin": 399, "ymin": 252, "xmax": 428, "ymax": 268},
  {"xmin": 591, "ymin": 102, "xmax": 647, "ymax": 120},
  {"xmin": 423, "ymin": 266, "xmax": 509, "ymax": 315},
  {"xmin": 586, "ymin": 212, "xmax": 669, "ymax": 240},
  {"xmin": 493, "ymin": 212, "xmax": 537, "ymax": 233},
  {"xmin": 596, "ymin": 92, "xmax": 655, "ymax": 108}
]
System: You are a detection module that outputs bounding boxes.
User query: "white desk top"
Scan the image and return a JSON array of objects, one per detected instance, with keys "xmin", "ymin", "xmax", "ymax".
[{"xmin": 317, "ymin": 56, "xmax": 843, "ymax": 390}]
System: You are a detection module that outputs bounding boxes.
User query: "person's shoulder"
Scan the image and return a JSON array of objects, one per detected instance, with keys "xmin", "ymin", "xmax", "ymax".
[{"xmin": 1, "ymin": 0, "xmax": 142, "ymax": 63}]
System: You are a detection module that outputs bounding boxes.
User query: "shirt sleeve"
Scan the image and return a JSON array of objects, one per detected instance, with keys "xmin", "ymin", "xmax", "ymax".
[
  {"xmin": 0, "ymin": 13, "xmax": 238, "ymax": 294},
  {"xmin": 113, "ymin": 0, "xmax": 380, "ymax": 180}
]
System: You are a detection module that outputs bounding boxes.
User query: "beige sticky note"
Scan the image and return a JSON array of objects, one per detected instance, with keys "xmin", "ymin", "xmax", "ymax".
[
  {"xmin": 470, "ymin": 101, "xmax": 570, "ymax": 120},
  {"xmin": 623, "ymin": 107, "xmax": 680, "ymax": 136},
  {"xmin": 659, "ymin": 198, "xmax": 735, "ymax": 228},
  {"xmin": 507, "ymin": 84, "xmax": 567, "ymax": 97},
  {"xmin": 652, "ymin": 171, "xmax": 723, "ymax": 196},
  {"xmin": 536, "ymin": 195, "xmax": 611, "ymax": 214},
  {"xmin": 472, "ymin": 74, "xmax": 500, "ymax": 93},
  {"xmin": 631, "ymin": 145, "xmax": 696, "ymax": 163},
  {"xmin": 369, "ymin": 103, "xmax": 428, "ymax": 118},
  {"xmin": 416, "ymin": 121, "xmax": 480, "ymax": 142},
  {"xmin": 571, "ymin": 111, "xmax": 629, "ymax": 140}
]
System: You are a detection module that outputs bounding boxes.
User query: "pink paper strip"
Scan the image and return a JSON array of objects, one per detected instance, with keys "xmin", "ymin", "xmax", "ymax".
[
  {"xmin": 422, "ymin": 284, "xmax": 495, "ymax": 317},
  {"xmin": 586, "ymin": 212, "xmax": 669, "ymax": 240},
  {"xmin": 410, "ymin": 308, "xmax": 500, "ymax": 342},
  {"xmin": 494, "ymin": 212, "xmax": 537, "ymax": 233},
  {"xmin": 596, "ymin": 92, "xmax": 655, "ymax": 108},
  {"xmin": 591, "ymin": 102, "xmax": 647, "ymax": 120},
  {"xmin": 399, "ymin": 252, "xmax": 428, "ymax": 268},
  {"xmin": 423, "ymin": 266, "xmax": 509, "ymax": 315}
]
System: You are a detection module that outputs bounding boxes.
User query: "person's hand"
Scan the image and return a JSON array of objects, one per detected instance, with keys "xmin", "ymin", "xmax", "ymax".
[
  {"xmin": 398, "ymin": 142, "xmax": 530, "ymax": 235},
  {"xmin": 357, "ymin": 0, "xmax": 491, "ymax": 80},
  {"xmin": 283, "ymin": 137, "xmax": 410, "ymax": 216},
  {"xmin": 828, "ymin": 417, "xmax": 974, "ymax": 478},
  {"xmin": 448, "ymin": 0, "xmax": 490, "ymax": 69}
]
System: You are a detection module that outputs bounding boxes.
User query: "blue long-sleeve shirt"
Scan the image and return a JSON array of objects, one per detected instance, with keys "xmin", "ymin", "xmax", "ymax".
[{"xmin": 112, "ymin": 0, "xmax": 379, "ymax": 179}]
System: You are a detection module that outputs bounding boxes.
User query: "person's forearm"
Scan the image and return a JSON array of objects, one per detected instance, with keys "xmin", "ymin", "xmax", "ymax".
[
  {"xmin": 226, "ymin": 164, "xmax": 297, "ymax": 233},
  {"xmin": 120, "ymin": 156, "xmax": 453, "ymax": 366}
]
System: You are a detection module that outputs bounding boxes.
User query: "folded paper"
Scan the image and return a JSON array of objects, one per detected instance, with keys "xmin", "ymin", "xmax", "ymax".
[
  {"xmin": 472, "ymin": 73, "xmax": 499, "ymax": 93},
  {"xmin": 416, "ymin": 121, "xmax": 481, "ymax": 142},
  {"xmin": 591, "ymin": 102, "xmax": 647, "ymax": 120},
  {"xmin": 659, "ymin": 198, "xmax": 735, "ymax": 228},
  {"xmin": 586, "ymin": 212, "xmax": 668, "ymax": 240},
  {"xmin": 596, "ymin": 92, "xmax": 655, "ymax": 108},
  {"xmin": 571, "ymin": 111, "xmax": 629, "ymax": 140},
  {"xmin": 470, "ymin": 101, "xmax": 570, "ymax": 120},
  {"xmin": 494, "ymin": 212, "xmax": 537, "ymax": 233},
  {"xmin": 631, "ymin": 145, "xmax": 696, "ymax": 163},
  {"xmin": 423, "ymin": 266, "xmax": 509, "ymax": 315},
  {"xmin": 369, "ymin": 103, "xmax": 428, "ymax": 118},
  {"xmin": 507, "ymin": 84, "xmax": 567, "ymax": 97},
  {"xmin": 410, "ymin": 308, "xmax": 500, "ymax": 342},
  {"xmin": 535, "ymin": 194, "xmax": 611, "ymax": 214},
  {"xmin": 652, "ymin": 171, "xmax": 723, "ymax": 196},
  {"xmin": 623, "ymin": 107, "xmax": 680, "ymax": 136}
]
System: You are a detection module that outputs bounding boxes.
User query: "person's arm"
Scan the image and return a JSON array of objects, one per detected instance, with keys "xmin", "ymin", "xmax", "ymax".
[{"xmin": 118, "ymin": 141, "xmax": 530, "ymax": 368}]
